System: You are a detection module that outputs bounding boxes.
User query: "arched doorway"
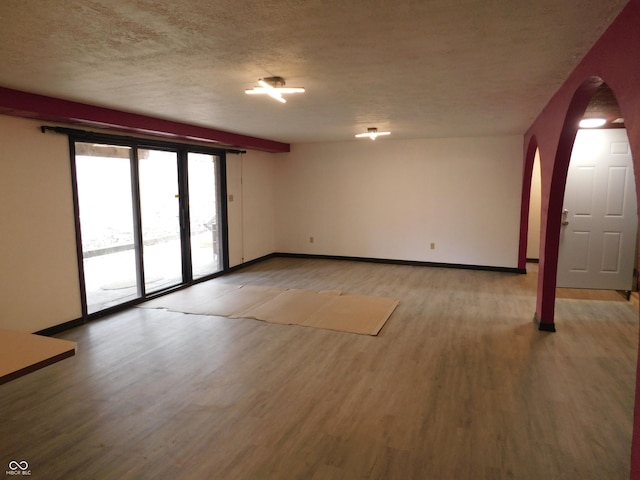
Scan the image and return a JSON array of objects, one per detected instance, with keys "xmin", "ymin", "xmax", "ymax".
[{"xmin": 538, "ymin": 76, "xmax": 638, "ymax": 331}]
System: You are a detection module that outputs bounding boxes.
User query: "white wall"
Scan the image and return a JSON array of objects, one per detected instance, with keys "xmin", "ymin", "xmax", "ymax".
[
  {"xmin": 0, "ymin": 115, "xmax": 82, "ymax": 332},
  {"xmin": 275, "ymin": 136, "xmax": 523, "ymax": 268},
  {"xmin": 226, "ymin": 150, "xmax": 276, "ymax": 267},
  {"xmin": 226, "ymin": 153, "xmax": 243, "ymax": 267}
]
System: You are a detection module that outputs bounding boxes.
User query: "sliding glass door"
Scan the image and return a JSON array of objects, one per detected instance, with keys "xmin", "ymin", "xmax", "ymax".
[
  {"xmin": 76, "ymin": 143, "xmax": 139, "ymax": 313},
  {"xmin": 138, "ymin": 149, "xmax": 183, "ymax": 293},
  {"xmin": 73, "ymin": 139, "xmax": 225, "ymax": 316},
  {"xmin": 188, "ymin": 152, "xmax": 222, "ymax": 279}
]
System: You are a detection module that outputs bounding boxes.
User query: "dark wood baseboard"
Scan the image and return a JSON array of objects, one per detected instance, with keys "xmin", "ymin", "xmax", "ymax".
[
  {"xmin": 35, "ymin": 317, "xmax": 85, "ymax": 337},
  {"xmin": 226, "ymin": 253, "xmax": 277, "ymax": 273},
  {"xmin": 271, "ymin": 252, "xmax": 526, "ymax": 274}
]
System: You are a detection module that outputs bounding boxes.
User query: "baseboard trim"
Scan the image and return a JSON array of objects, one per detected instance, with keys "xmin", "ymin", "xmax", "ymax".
[
  {"xmin": 526, "ymin": 258, "xmax": 540, "ymax": 264},
  {"xmin": 533, "ymin": 312, "xmax": 556, "ymax": 332},
  {"xmin": 35, "ymin": 317, "xmax": 85, "ymax": 336},
  {"xmin": 271, "ymin": 252, "xmax": 526, "ymax": 274},
  {"xmin": 226, "ymin": 253, "xmax": 278, "ymax": 273}
]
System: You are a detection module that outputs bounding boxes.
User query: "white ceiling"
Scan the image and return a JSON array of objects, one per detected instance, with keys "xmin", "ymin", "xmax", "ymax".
[{"xmin": 0, "ymin": 0, "xmax": 629, "ymax": 144}]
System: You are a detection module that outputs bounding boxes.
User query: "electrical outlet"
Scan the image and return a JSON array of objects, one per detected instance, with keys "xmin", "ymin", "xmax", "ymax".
[
  {"xmin": 228, "ymin": 194, "xmax": 234, "ymax": 202},
  {"xmin": 430, "ymin": 242, "xmax": 435, "ymax": 250},
  {"xmin": 310, "ymin": 236, "xmax": 314, "ymax": 243}
]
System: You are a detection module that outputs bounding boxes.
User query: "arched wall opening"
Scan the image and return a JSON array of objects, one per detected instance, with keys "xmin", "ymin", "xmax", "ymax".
[
  {"xmin": 536, "ymin": 76, "xmax": 606, "ymax": 331},
  {"xmin": 556, "ymin": 84, "xmax": 636, "ymax": 294},
  {"xmin": 519, "ymin": 2, "xmax": 640, "ymax": 474},
  {"xmin": 533, "ymin": 74, "xmax": 640, "ymax": 476}
]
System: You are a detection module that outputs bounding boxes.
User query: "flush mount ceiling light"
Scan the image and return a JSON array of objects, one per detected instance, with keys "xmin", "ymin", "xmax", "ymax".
[
  {"xmin": 579, "ymin": 118, "xmax": 607, "ymax": 128},
  {"xmin": 355, "ymin": 127, "xmax": 391, "ymax": 140},
  {"xmin": 245, "ymin": 76, "xmax": 305, "ymax": 103}
]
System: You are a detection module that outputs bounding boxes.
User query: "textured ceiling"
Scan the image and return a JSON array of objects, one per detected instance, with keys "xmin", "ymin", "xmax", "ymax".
[{"xmin": 0, "ymin": 0, "xmax": 629, "ymax": 144}]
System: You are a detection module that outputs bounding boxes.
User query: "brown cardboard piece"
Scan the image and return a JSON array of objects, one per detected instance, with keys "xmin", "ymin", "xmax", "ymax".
[
  {"xmin": 201, "ymin": 285, "xmax": 287, "ymax": 317},
  {"xmin": 235, "ymin": 289, "xmax": 341, "ymax": 324},
  {"xmin": 302, "ymin": 294, "xmax": 399, "ymax": 335},
  {"xmin": 141, "ymin": 282, "xmax": 241, "ymax": 315},
  {"xmin": 140, "ymin": 284, "xmax": 398, "ymax": 336}
]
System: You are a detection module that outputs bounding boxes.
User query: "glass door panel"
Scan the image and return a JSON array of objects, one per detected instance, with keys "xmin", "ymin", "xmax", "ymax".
[
  {"xmin": 138, "ymin": 149, "xmax": 183, "ymax": 293},
  {"xmin": 188, "ymin": 152, "xmax": 222, "ymax": 279},
  {"xmin": 75, "ymin": 143, "xmax": 139, "ymax": 314},
  {"xmin": 74, "ymin": 139, "xmax": 225, "ymax": 316}
]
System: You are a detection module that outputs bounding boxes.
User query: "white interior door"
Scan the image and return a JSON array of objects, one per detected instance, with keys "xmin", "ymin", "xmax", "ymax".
[{"xmin": 557, "ymin": 128, "xmax": 637, "ymax": 290}]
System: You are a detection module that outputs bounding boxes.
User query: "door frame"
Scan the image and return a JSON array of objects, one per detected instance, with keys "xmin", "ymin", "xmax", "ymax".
[{"xmin": 66, "ymin": 129, "xmax": 230, "ymax": 320}]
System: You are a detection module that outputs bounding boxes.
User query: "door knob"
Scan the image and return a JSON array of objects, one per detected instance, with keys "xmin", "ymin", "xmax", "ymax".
[{"xmin": 562, "ymin": 208, "xmax": 569, "ymax": 226}]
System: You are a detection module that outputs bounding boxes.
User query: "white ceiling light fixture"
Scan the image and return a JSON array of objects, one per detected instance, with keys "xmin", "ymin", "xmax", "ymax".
[
  {"xmin": 245, "ymin": 76, "xmax": 305, "ymax": 103},
  {"xmin": 579, "ymin": 117, "xmax": 607, "ymax": 128},
  {"xmin": 355, "ymin": 127, "xmax": 391, "ymax": 140}
]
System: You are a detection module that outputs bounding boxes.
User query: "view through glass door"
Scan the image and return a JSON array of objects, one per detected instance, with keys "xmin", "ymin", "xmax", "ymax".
[
  {"xmin": 139, "ymin": 148, "xmax": 183, "ymax": 293},
  {"xmin": 74, "ymin": 140, "xmax": 225, "ymax": 315},
  {"xmin": 76, "ymin": 143, "xmax": 139, "ymax": 313},
  {"xmin": 188, "ymin": 152, "xmax": 222, "ymax": 279}
]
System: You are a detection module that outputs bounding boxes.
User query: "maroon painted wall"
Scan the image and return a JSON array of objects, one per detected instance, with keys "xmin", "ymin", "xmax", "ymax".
[
  {"xmin": 521, "ymin": 0, "xmax": 640, "ymax": 476},
  {"xmin": 0, "ymin": 87, "xmax": 290, "ymax": 153}
]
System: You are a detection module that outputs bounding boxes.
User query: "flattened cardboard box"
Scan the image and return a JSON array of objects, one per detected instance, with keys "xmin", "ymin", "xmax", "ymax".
[{"xmin": 141, "ymin": 284, "xmax": 398, "ymax": 336}]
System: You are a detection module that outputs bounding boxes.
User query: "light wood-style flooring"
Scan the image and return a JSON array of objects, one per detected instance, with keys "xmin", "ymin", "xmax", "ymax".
[{"xmin": 1, "ymin": 258, "xmax": 638, "ymax": 479}]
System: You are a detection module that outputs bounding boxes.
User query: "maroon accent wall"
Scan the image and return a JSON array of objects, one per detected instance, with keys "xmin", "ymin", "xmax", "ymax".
[
  {"xmin": 0, "ymin": 87, "xmax": 290, "ymax": 153},
  {"xmin": 521, "ymin": 0, "xmax": 640, "ymax": 476}
]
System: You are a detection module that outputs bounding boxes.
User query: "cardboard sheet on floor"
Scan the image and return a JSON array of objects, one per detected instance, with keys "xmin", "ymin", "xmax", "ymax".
[
  {"xmin": 201, "ymin": 285, "xmax": 287, "ymax": 317},
  {"xmin": 302, "ymin": 294, "xmax": 399, "ymax": 335},
  {"xmin": 0, "ymin": 329, "xmax": 76, "ymax": 385},
  {"xmin": 235, "ymin": 289, "xmax": 342, "ymax": 325},
  {"xmin": 139, "ymin": 283, "xmax": 399, "ymax": 335},
  {"xmin": 141, "ymin": 283, "xmax": 241, "ymax": 315}
]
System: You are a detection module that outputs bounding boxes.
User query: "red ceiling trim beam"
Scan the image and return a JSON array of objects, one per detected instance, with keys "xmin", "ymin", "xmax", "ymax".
[{"xmin": 0, "ymin": 87, "xmax": 290, "ymax": 153}]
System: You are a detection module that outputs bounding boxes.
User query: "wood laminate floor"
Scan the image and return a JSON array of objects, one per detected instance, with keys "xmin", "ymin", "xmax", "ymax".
[{"xmin": 1, "ymin": 258, "xmax": 637, "ymax": 479}]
